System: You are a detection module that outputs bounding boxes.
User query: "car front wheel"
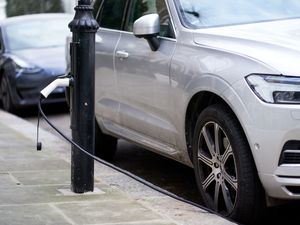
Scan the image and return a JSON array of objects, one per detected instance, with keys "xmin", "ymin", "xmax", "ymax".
[
  {"xmin": 192, "ymin": 104, "xmax": 264, "ymax": 223},
  {"xmin": 0, "ymin": 74, "xmax": 14, "ymax": 113}
]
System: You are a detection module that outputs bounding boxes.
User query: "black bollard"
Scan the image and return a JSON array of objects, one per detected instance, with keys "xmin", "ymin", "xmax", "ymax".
[{"xmin": 68, "ymin": 0, "xmax": 99, "ymax": 193}]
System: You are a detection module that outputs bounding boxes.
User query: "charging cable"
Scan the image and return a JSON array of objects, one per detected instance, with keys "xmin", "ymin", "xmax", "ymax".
[
  {"xmin": 37, "ymin": 77, "xmax": 235, "ymax": 223},
  {"xmin": 37, "ymin": 75, "xmax": 73, "ymax": 151}
]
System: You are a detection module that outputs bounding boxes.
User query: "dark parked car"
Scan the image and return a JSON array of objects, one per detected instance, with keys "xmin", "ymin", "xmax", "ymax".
[{"xmin": 0, "ymin": 13, "xmax": 72, "ymax": 112}]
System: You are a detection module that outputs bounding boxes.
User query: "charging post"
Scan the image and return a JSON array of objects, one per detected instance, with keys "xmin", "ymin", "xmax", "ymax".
[{"xmin": 68, "ymin": 0, "xmax": 99, "ymax": 193}]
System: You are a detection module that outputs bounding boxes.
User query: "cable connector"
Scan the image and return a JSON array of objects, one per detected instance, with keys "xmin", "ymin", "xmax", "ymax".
[{"xmin": 40, "ymin": 77, "xmax": 73, "ymax": 99}]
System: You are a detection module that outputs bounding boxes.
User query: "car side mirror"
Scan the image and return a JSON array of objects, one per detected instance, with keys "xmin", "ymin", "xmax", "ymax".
[{"xmin": 133, "ymin": 13, "xmax": 160, "ymax": 51}]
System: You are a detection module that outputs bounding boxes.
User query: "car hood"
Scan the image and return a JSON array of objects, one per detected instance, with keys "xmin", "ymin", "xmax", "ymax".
[
  {"xmin": 10, "ymin": 47, "xmax": 66, "ymax": 75},
  {"xmin": 193, "ymin": 18, "xmax": 300, "ymax": 76}
]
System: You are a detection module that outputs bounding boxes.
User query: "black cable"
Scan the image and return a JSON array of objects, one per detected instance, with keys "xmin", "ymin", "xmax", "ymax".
[
  {"xmin": 37, "ymin": 97, "xmax": 235, "ymax": 223},
  {"xmin": 36, "ymin": 106, "xmax": 42, "ymax": 151}
]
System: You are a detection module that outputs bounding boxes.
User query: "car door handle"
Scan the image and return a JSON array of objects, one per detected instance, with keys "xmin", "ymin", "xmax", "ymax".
[{"xmin": 116, "ymin": 50, "xmax": 129, "ymax": 59}]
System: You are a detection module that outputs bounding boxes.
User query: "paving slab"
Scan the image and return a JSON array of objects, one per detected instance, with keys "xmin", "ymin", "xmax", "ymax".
[
  {"xmin": 0, "ymin": 184, "xmax": 128, "ymax": 205},
  {"xmin": 11, "ymin": 170, "xmax": 71, "ymax": 186},
  {"xmin": 0, "ymin": 204, "xmax": 71, "ymax": 225},
  {"xmin": 0, "ymin": 173, "xmax": 20, "ymax": 187},
  {"xmin": 0, "ymin": 158, "xmax": 70, "ymax": 172},
  {"xmin": 55, "ymin": 200, "xmax": 171, "ymax": 225}
]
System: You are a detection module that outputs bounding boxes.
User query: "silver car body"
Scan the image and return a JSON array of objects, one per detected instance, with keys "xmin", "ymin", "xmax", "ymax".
[{"xmin": 94, "ymin": 1, "xmax": 300, "ymax": 201}]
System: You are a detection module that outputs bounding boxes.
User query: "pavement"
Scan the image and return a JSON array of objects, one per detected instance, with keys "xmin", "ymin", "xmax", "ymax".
[{"xmin": 0, "ymin": 109, "xmax": 235, "ymax": 225}]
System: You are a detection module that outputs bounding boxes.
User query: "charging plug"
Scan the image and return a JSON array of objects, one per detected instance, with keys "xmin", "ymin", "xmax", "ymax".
[{"xmin": 40, "ymin": 78, "xmax": 71, "ymax": 99}]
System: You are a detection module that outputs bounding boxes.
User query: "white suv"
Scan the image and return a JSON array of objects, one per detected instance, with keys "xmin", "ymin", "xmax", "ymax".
[{"xmin": 76, "ymin": 0, "xmax": 300, "ymax": 223}]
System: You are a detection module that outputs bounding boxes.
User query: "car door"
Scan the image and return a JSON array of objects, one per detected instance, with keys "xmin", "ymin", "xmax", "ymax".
[
  {"xmin": 94, "ymin": 0, "xmax": 128, "ymax": 126},
  {"xmin": 115, "ymin": 0, "xmax": 178, "ymax": 148}
]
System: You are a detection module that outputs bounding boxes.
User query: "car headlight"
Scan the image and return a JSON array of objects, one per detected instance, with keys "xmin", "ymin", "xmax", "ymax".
[
  {"xmin": 10, "ymin": 55, "xmax": 42, "ymax": 74},
  {"xmin": 246, "ymin": 74, "xmax": 300, "ymax": 104}
]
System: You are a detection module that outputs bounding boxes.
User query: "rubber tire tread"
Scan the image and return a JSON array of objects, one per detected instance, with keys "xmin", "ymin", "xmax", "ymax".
[{"xmin": 0, "ymin": 74, "xmax": 15, "ymax": 113}]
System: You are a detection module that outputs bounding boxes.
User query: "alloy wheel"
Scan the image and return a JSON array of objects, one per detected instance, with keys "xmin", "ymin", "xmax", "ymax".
[{"xmin": 197, "ymin": 121, "xmax": 238, "ymax": 215}]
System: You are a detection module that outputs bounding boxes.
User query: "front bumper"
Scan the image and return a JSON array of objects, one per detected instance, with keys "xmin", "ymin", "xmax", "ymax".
[
  {"xmin": 261, "ymin": 166, "xmax": 300, "ymax": 199},
  {"xmin": 231, "ymin": 79, "xmax": 300, "ymax": 200},
  {"xmin": 11, "ymin": 70, "xmax": 66, "ymax": 108}
]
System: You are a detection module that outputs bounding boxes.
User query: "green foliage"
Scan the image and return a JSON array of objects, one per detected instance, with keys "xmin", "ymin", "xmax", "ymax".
[{"xmin": 6, "ymin": 0, "xmax": 64, "ymax": 17}]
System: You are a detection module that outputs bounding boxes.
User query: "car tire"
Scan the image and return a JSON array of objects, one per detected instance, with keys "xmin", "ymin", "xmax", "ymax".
[
  {"xmin": 95, "ymin": 119, "xmax": 118, "ymax": 161},
  {"xmin": 192, "ymin": 104, "xmax": 264, "ymax": 223},
  {"xmin": 0, "ymin": 74, "xmax": 15, "ymax": 113}
]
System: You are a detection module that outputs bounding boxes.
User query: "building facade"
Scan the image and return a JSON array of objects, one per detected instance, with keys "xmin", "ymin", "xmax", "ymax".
[
  {"xmin": 0, "ymin": 0, "xmax": 6, "ymax": 19},
  {"xmin": 63, "ymin": 0, "xmax": 76, "ymax": 14},
  {"xmin": 0, "ymin": 0, "xmax": 75, "ymax": 19}
]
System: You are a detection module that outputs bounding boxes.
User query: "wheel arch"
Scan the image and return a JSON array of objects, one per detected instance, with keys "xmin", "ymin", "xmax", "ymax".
[
  {"xmin": 184, "ymin": 89, "xmax": 254, "ymax": 167},
  {"xmin": 185, "ymin": 91, "xmax": 228, "ymax": 159}
]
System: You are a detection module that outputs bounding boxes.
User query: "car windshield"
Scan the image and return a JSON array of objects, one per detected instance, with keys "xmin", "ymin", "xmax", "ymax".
[
  {"xmin": 5, "ymin": 18, "xmax": 71, "ymax": 51},
  {"xmin": 176, "ymin": 0, "xmax": 300, "ymax": 28}
]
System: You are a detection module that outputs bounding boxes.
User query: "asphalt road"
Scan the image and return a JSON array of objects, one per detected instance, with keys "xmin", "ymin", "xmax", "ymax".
[{"xmin": 22, "ymin": 103, "xmax": 300, "ymax": 225}]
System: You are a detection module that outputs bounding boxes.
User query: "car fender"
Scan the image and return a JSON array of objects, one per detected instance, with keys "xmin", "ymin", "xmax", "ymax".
[
  {"xmin": 185, "ymin": 73, "xmax": 251, "ymax": 129},
  {"xmin": 182, "ymin": 74, "xmax": 260, "ymax": 168}
]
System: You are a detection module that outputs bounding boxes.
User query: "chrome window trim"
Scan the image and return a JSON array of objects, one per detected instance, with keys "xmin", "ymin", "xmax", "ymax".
[{"xmin": 118, "ymin": 29, "xmax": 177, "ymax": 42}]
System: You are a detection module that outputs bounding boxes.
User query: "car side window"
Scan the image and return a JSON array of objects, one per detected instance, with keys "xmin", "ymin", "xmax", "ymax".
[
  {"xmin": 126, "ymin": 0, "xmax": 175, "ymax": 38},
  {"xmin": 97, "ymin": 0, "xmax": 127, "ymax": 30}
]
